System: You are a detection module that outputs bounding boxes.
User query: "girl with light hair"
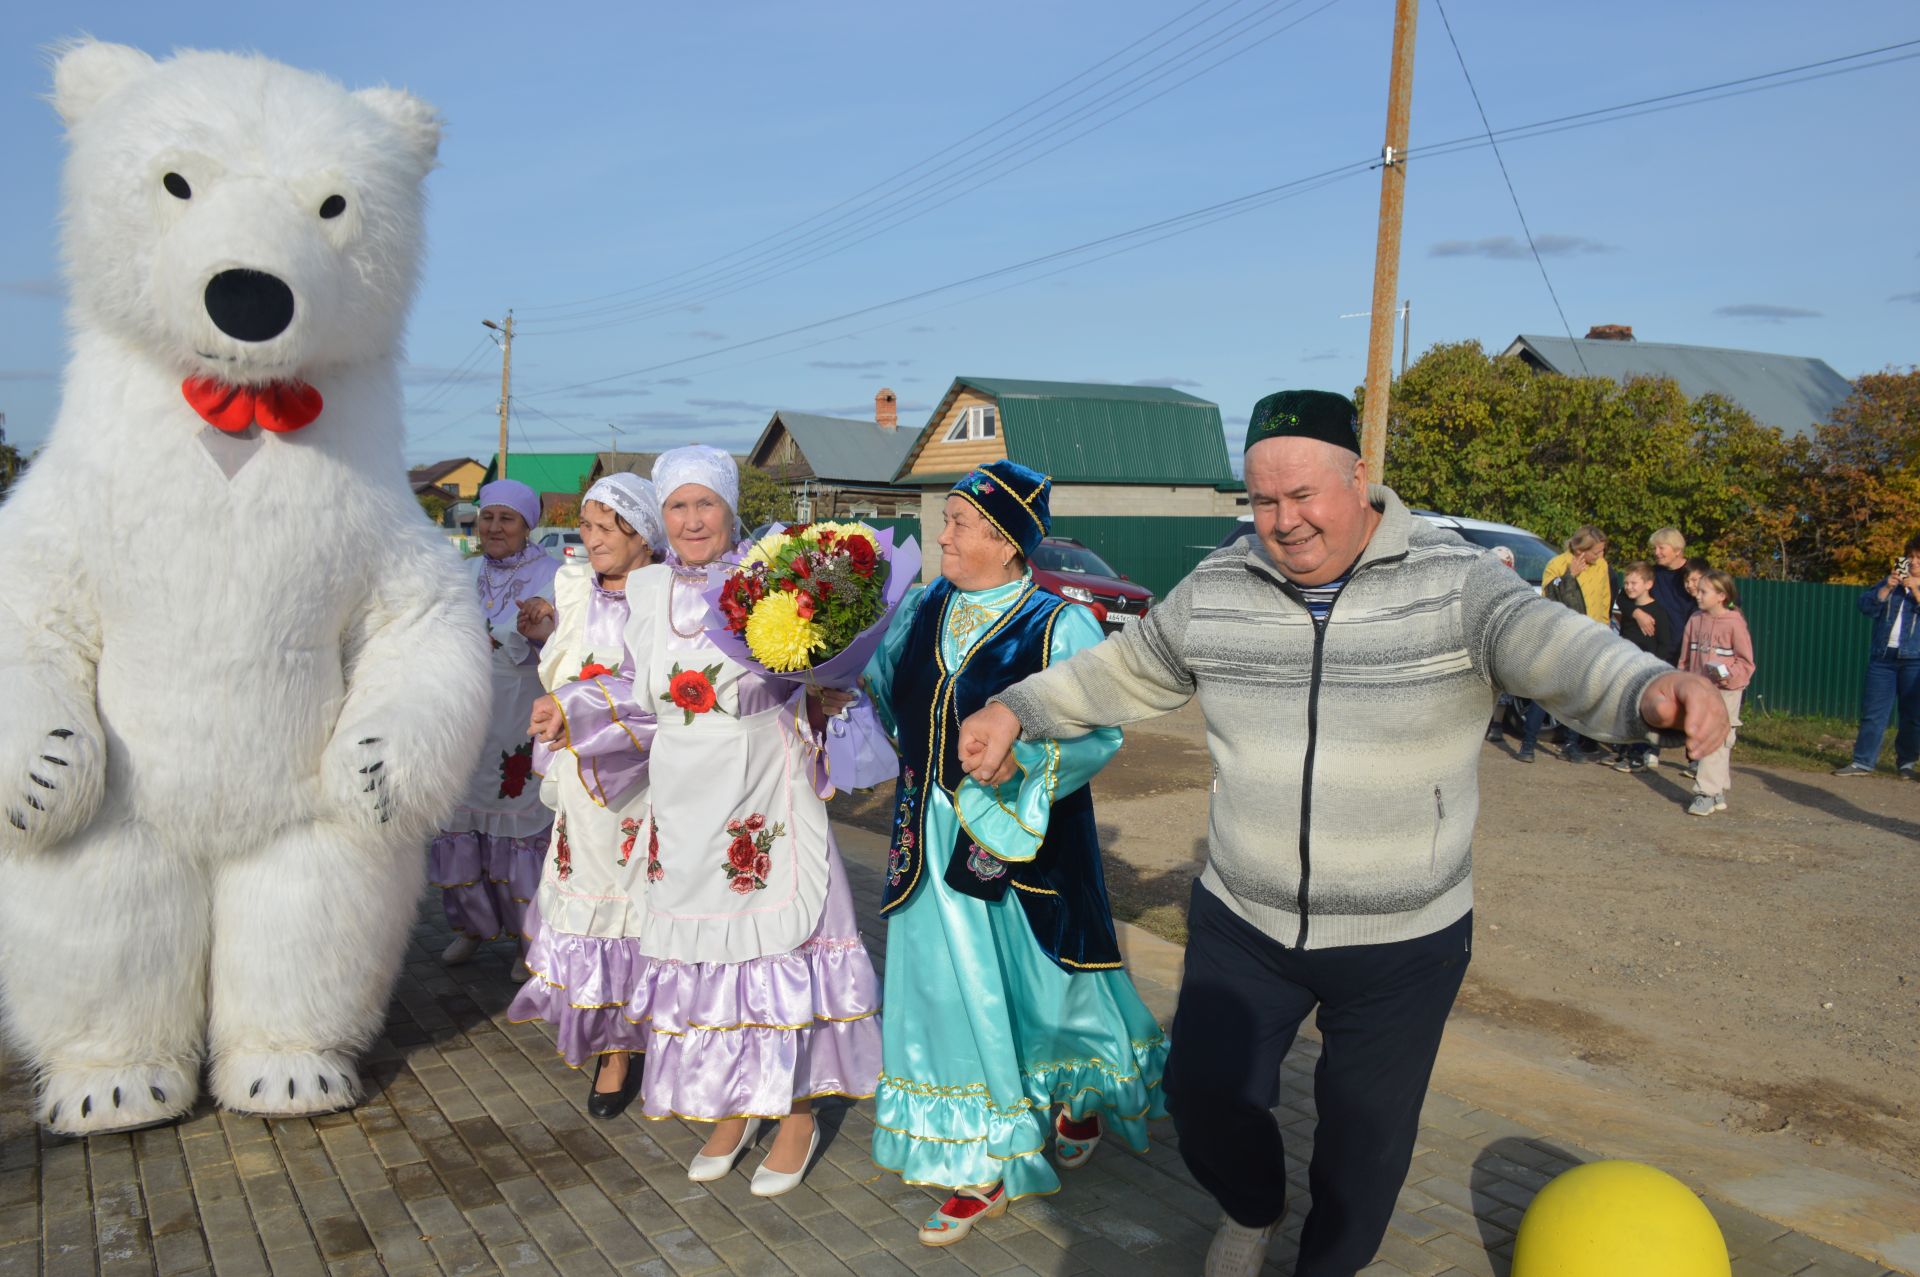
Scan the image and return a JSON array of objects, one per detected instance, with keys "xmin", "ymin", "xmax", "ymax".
[
  {"xmin": 430, "ymin": 479, "xmax": 562, "ymax": 980},
  {"xmin": 507, "ymin": 473, "xmax": 666, "ymax": 1119},
  {"xmin": 617, "ymin": 444, "xmax": 881, "ymax": 1196}
]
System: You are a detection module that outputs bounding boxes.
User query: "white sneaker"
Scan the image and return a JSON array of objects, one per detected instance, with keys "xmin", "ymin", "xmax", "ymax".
[
  {"xmin": 1205, "ymin": 1217, "xmax": 1279, "ymax": 1277},
  {"xmin": 749, "ymin": 1125, "xmax": 819, "ymax": 1197},
  {"xmin": 687, "ymin": 1118, "xmax": 762, "ymax": 1182},
  {"xmin": 1687, "ymin": 794, "xmax": 1717, "ymax": 817},
  {"xmin": 441, "ymin": 935, "xmax": 480, "ymax": 964}
]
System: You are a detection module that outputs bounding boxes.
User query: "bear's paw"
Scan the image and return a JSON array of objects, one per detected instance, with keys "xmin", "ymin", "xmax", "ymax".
[
  {"xmin": 0, "ymin": 687, "xmax": 105, "ymax": 851},
  {"xmin": 210, "ymin": 1049, "xmax": 361, "ymax": 1118},
  {"xmin": 41, "ymin": 1061, "xmax": 197, "ymax": 1137}
]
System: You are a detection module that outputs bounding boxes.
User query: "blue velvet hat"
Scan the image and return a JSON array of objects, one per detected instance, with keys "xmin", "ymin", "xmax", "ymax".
[{"xmin": 950, "ymin": 460, "xmax": 1052, "ymax": 557}]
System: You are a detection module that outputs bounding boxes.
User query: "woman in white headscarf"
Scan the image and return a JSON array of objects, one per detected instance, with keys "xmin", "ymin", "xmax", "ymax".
[
  {"xmin": 507, "ymin": 473, "xmax": 665, "ymax": 1119},
  {"xmin": 430, "ymin": 479, "xmax": 561, "ymax": 979},
  {"xmin": 617, "ymin": 445, "xmax": 880, "ymax": 1197}
]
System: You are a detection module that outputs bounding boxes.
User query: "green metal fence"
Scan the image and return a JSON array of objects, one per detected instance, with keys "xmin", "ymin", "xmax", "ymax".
[
  {"xmin": 1048, "ymin": 516, "xmax": 1244, "ymax": 599},
  {"xmin": 1735, "ymin": 578, "xmax": 1875, "ymax": 719}
]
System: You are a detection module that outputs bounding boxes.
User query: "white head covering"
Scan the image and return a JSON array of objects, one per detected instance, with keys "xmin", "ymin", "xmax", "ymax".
[
  {"xmin": 582, "ymin": 472, "xmax": 666, "ymax": 553},
  {"xmin": 477, "ymin": 478, "xmax": 541, "ymax": 530},
  {"xmin": 652, "ymin": 444, "xmax": 741, "ymax": 538}
]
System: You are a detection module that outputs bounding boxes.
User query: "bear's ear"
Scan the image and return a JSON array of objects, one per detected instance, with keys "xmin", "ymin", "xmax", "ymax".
[
  {"xmin": 354, "ymin": 87, "xmax": 442, "ymax": 176},
  {"xmin": 50, "ymin": 38, "xmax": 155, "ymax": 128}
]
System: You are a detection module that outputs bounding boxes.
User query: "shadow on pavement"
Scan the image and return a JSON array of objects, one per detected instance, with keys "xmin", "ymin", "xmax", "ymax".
[{"xmin": 1741, "ymin": 766, "xmax": 1920, "ymax": 840}]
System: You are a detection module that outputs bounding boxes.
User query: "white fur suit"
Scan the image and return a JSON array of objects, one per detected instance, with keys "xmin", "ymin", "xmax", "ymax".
[{"xmin": 0, "ymin": 41, "xmax": 488, "ymax": 1135}]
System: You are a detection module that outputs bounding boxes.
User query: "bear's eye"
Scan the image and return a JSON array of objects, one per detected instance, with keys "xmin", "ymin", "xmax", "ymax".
[
  {"xmin": 319, "ymin": 195, "xmax": 346, "ymax": 220},
  {"xmin": 162, "ymin": 173, "xmax": 192, "ymax": 200}
]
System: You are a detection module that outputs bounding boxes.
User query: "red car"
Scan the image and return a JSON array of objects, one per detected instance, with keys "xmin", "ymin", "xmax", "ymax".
[{"xmin": 1029, "ymin": 537, "xmax": 1153, "ymax": 634}]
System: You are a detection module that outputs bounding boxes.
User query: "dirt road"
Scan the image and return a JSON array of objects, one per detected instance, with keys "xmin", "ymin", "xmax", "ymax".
[{"xmin": 832, "ymin": 700, "xmax": 1920, "ymax": 1179}]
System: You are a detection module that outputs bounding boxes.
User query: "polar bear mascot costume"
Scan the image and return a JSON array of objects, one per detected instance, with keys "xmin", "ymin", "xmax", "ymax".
[{"xmin": 0, "ymin": 40, "xmax": 489, "ymax": 1135}]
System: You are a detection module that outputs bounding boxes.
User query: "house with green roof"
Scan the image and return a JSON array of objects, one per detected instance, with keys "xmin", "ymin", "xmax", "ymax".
[
  {"xmin": 893, "ymin": 377, "xmax": 1246, "ymax": 591},
  {"xmin": 748, "ymin": 389, "xmax": 922, "ymax": 521},
  {"xmin": 480, "ymin": 451, "xmax": 600, "ymax": 498}
]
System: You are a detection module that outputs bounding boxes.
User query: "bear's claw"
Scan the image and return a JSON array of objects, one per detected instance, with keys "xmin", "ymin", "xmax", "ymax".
[
  {"xmin": 213, "ymin": 1050, "xmax": 360, "ymax": 1118},
  {"xmin": 41, "ymin": 1064, "xmax": 196, "ymax": 1137}
]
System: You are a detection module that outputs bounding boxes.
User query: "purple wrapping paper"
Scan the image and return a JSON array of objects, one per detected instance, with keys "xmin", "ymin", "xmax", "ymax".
[
  {"xmin": 698, "ymin": 527, "xmax": 922, "ymax": 692},
  {"xmin": 821, "ymin": 694, "xmax": 900, "ymax": 791}
]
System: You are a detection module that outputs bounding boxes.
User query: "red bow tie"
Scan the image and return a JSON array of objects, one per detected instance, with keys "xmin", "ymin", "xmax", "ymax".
[{"xmin": 182, "ymin": 376, "xmax": 324, "ymax": 434}]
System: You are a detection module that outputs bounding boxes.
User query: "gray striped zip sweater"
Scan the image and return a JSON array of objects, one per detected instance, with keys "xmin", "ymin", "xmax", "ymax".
[{"xmin": 995, "ymin": 487, "xmax": 1673, "ymax": 950}]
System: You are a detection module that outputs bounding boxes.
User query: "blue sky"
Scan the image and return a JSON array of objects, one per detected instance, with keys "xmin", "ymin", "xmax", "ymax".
[{"xmin": 1, "ymin": 1, "xmax": 1914, "ymax": 466}]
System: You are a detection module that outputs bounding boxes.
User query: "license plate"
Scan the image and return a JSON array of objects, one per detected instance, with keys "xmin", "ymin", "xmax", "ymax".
[{"xmin": 1108, "ymin": 612, "xmax": 1135, "ymax": 626}]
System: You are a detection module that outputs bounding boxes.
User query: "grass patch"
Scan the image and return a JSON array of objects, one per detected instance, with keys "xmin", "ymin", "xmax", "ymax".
[{"xmin": 1736, "ymin": 711, "xmax": 1900, "ymax": 773}]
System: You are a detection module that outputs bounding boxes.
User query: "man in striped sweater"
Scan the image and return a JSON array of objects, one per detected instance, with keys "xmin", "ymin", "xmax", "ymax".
[{"xmin": 959, "ymin": 390, "xmax": 1730, "ymax": 1277}]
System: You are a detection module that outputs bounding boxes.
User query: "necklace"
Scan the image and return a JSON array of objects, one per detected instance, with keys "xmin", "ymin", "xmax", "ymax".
[
  {"xmin": 478, "ymin": 558, "xmax": 537, "ymax": 615},
  {"xmin": 669, "ymin": 572, "xmax": 708, "ymax": 639}
]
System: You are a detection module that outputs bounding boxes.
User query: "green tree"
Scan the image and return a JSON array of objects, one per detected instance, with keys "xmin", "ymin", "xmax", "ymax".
[
  {"xmin": 1791, "ymin": 368, "xmax": 1920, "ymax": 583},
  {"xmin": 0, "ymin": 420, "xmax": 23, "ymax": 502},
  {"xmin": 1370, "ymin": 340, "xmax": 1805, "ymax": 576},
  {"xmin": 737, "ymin": 464, "xmax": 796, "ymax": 531},
  {"xmin": 416, "ymin": 491, "xmax": 451, "ymax": 525}
]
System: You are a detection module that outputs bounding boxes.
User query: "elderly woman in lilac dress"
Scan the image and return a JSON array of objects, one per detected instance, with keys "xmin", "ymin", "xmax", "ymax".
[
  {"xmin": 508, "ymin": 473, "xmax": 663, "ymax": 1118},
  {"xmin": 430, "ymin": 479, "xmax": 562, "ymax": 980},
  {"xmin": 617, "ymin": 445, "xmax": 881, "ymax": 1197}
]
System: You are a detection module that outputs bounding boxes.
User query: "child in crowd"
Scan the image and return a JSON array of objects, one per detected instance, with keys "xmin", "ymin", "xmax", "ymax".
[
  {"xmin": 1610, "ymin": 561, "xmax": 1676, "ymax": 771},
  {"xmin": 1677, "ymin": 570, "xmax": 1754, "ymax": 815}
]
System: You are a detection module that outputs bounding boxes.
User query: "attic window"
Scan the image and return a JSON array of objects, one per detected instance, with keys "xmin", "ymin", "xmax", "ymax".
[{"xmin": 943, "ymin": 405, "xmax": 997, "ymax": 443}]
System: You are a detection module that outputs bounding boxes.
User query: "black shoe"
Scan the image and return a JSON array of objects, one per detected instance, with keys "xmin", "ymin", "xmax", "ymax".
[
  {"xmin": 1485, "ymin": 726, "xmax": 1504, "ymax": 743},
  {"xmin": 587, "ymin": 1054, "xmax": 643, "ymax": 1119},
  {"xmin": 1516, "ymin": 747, "xmax": 1536, "ymax": 764}
]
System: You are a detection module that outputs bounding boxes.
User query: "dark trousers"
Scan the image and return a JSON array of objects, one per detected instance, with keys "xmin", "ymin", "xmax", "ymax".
[
  {"xmin": 1851, "ymin": 652, "xmax": 1919, "ymax": 769},
  {"xmin": 1519, "ymin": 699, "xmax": 1591, "ymax": 756},
  {"xmin": 1164, "ymin": 882, "xmax": 1471, "ymax": 1277}
]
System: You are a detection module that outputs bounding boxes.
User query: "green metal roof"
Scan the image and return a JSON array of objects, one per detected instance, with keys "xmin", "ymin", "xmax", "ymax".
[
  {"xmin": 899, "ymin": 377, "xmax": 1233, "ymax": 486},
  {"xmin": 482, "ymin": 451, "xmax": 599, "ymax": 495}
]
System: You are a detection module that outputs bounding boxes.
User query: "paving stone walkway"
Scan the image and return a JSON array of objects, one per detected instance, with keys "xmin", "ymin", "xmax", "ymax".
[{"xmin": 1, "ymin": 840, "xmax": 1904, "ymax": 1276}]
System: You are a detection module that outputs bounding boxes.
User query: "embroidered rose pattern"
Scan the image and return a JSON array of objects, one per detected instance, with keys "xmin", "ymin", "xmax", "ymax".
[
  {"xmin": 553, "ymin": 817, "xmax": 573, "ymax": 881},
  {"xmin": 887, "ymin": 768, "xmax": 920, "ymax": 886},
  {"xmin": 618, "ymin": 817, "xmax": 640, "ymax": 867},
  {"xmin": 966, "ymin": 844, "xmax": 1006, "ymax": 881},
  {"xmin": 646, "ymin": 817, "xmax": 664, "ymax": 883},
  {"xmin": 664, "ymin": 662, "xmax": 726, "ymax": 725},
  {"xmin": 577, "ymin": 658, "xmax": 617, "ymax": 680},
  {"xmin": 721, "ymin": 814, "xmax": 785, "ymax": 893},
  {"xmin": 497, "ymin": 740, "xmax": 534, "ymax": 799}
]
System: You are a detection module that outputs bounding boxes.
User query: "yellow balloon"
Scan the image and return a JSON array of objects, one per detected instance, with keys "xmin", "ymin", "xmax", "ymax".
[{"xmin": 1511, "ymin": 1160, "xmax": 1730, "ymax": 1277}]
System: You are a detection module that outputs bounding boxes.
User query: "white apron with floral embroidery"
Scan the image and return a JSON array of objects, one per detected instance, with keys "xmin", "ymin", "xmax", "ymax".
[{"xmin": 624, "ymin": 564, "xmax": 832, "ymax": 965}]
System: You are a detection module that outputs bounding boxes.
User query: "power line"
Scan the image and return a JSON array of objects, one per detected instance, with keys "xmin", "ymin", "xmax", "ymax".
[
  {"xmin": 516, "ymin": 38, "xmax": 1913, "ymax": 404},
  {"xmin": 1430, "ymin": 0, "xmax": 1587, "ymax": 373},
  {"xmin": 516, "ymin": 0, "xmax": 1256, "ymax": 317},
  {"xmin": 408, "ymin": 335, "xmax": 496, "ymax": 413},
  {"xmin": 516, "ymin": 0, "xmax": 1348, "ymax": 336}
]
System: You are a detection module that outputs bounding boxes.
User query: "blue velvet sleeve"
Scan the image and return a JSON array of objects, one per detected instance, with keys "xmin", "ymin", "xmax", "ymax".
[{"xmin": 862, "ymin": 584, "xmax": 925, "ymax": 739}]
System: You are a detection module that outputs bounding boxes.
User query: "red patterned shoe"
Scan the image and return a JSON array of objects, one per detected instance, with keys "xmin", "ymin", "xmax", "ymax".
[
  {"xmin": 918, "ymin": 1184, "xmax": 1007, "ymax": 1247},
  {"xmin": 1055, "ymin": 1110, "xmax": 1103, "ymax": 1169}
]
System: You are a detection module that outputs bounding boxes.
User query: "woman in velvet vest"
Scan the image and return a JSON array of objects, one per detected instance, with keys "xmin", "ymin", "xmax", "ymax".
[{"xmin": 862, "ymin": 460, "xmax": 1167, "ymax": 1247}]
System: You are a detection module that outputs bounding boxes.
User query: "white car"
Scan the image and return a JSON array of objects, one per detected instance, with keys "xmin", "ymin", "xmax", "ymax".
[
  {"xmin": 1211, "ymin": 511, "xmax": 1558, "ymax": 585},
  {"xmin": 532, "ymin": 526, "xmax": 587, "ymax": 566}
]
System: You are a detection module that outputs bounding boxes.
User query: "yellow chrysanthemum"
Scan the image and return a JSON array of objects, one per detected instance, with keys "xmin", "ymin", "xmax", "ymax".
[
  {"xmin": 742, "ymin": 530, "xmax": 802, "ymax": 567},
  {"xmin": 744, "ymin": 590, "xmax": 825, "ymax": 672}
]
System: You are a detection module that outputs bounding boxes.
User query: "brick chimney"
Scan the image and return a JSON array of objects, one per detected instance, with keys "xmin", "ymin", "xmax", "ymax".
[
  {"xmin": 1583, "ymin": 324, "xmax": 1634, "ymax": 342},
  {"xmin": 875, "ymin": 387, "xmax": 898, "ymax": 430}
]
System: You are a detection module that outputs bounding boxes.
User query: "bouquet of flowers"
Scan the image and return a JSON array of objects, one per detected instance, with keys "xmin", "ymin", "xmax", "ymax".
[
  {"xmin": 702, "ymin": 522, "xmax": 920, "ymax": 791},
  {"xmin": 703, "ymin": 521, "xmax": 920, "ymax": 687}
]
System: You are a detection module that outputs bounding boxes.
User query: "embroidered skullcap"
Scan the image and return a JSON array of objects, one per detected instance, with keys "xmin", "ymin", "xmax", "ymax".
[
  {"xmin": 951, "ymin": 459, "xmax": 1052, "ymax": 558},
  {"xmin": 1245, "ymin": 389, "xmax": 1361, "ymax": 455},
  {"xmin": 583, "ymin": 473, "xmax": 666, "ymax": 553},
  {"xmin": 652, "ymin": 444, "xmax": 739, "ymax": 521},
  {"xmin": 476, "ymin": 478, "xmax": 540, "ymax": 530}
]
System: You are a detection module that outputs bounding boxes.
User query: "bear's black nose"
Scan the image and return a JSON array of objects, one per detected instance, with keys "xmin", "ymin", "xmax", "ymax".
[{"xmin": 204, "ymin": 269, "xmax": 295, "ymax": 342}]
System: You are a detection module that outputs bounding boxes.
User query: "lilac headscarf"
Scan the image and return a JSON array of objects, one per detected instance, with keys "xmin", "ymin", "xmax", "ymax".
[{"xmin": 477, "ymin": 478, "xmax": 541, "ymax": 530}]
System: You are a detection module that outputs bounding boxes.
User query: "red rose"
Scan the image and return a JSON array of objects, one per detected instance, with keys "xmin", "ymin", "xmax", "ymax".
[
  {"xmin": 669, "ymin": 668, "xmax": 717, "ymax": 714},
  {"xmin": 745, "ymin": 813, "xmax": 766, "ymax": 832},
  {"xmin": 728, "ymin": 834, "xmax": 757, "ymax": 871},
  {"xmin": 795, "ymin": 592, "xmax": 816, "ymax": 621},
  {"xmin": 728, "ymin": 874, "xmax": 757, "ymax": 895},
  {"xmin": 844, "ymin": 535, "xmax": 877, "ymax": 577},
  {"xmin": 578, "ymin": 662, "xmax": 615, "ymax": 680},
  {"xmin": 752, "ymin": 852, "xmax": 771, "ymax": 880}
]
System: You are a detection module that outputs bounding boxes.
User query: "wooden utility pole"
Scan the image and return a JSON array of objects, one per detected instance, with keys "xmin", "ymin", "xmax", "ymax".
[
  {"xmin": 1360, "ymin": 0, "xmax": 1418, "ymax": 479},
  {"xmin": 483, "ymin": 311, "xmax": 514, "ymax": 479}
]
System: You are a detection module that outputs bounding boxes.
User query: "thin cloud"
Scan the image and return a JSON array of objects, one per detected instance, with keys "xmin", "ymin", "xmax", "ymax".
[
  {"xmin": 1888, "ymin": 291, "xmax": 1920, "ymax": 304},
  {"xmin": 654, "ymin": 377, "xmax": 693, "ymax": 386},
  {"xmin": 1430, "ymin": 234, "xmax": 1615, "ymax": 260},
  {"xmin": 563, "ymin": 386, "xmax": 652, "ymax": 400},
  {"xmin": 0, "ymin": 278, "xmax": 60, "ymax": 299},
  {"xmin": 808, "ymin": 359, "xmax": 893, "ymax": 371},
  {"xmin": 686, "ymin": 397, "xmax": 773, "ymax": 413},
  {"xmin": 1300, "ymin": 349, "xmax": 1344, "ymax": 363},
  {"xmin": 907, "ymin": 325, "xmax": 937, "ymax": 334},
  {"xmin": 1714, "ymin": 303, "xmax": 1821, "ymax": 321},
  {"xmin": 685, "ymin": 330, "xmax": 728, "ymax": 343},
  {"xmin": 1130, "ymin": 377, "xmax": 1203, "ymax": 388}
]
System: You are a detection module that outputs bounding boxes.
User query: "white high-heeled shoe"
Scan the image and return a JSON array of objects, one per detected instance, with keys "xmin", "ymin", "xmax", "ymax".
[
  {"xmin": 749, "ymin": 1125, "xmax": 819, "ymax": 1198},
  {"xmin": 687, "ymin": 1118, "xmax": 762, "ymax": 1182}
]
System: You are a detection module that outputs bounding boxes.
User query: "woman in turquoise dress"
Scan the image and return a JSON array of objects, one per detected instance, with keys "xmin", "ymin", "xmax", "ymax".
[{"xmin": 862, "ymin": 460, "xmax": 1167, "ymax": 1247}]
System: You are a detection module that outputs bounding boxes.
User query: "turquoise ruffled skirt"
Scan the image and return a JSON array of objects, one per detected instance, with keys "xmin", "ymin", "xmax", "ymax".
[{"xmin": 871, "ymin": 863, "xmax": 1168, "ymax": 1201}]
